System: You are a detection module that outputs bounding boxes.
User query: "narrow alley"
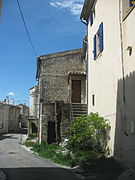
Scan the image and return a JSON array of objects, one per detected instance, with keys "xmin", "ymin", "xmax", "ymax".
[{"xmin": 0, "ymin": 132, "xmax": 81, "ymax": 180}]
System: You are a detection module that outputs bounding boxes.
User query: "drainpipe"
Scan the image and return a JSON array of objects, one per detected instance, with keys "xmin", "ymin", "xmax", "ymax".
[
  {"xmin": 81, "ymin": 17, "xmax": 89, "ymax": 107},
  {"xmin": 119, "ymin": 0, "xmax": 128, "ymax": 136}
]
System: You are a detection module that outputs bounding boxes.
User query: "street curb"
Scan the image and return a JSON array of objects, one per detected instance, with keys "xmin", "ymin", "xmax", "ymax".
[{"xmin": 0, "ymin": 170, "xmax": 8, "ymax": 180}]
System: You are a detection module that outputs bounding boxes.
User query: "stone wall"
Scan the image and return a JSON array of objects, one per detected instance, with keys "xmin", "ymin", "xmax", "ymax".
[
  {"xmin": 0, "ymin": 103, "xmax": 20, "ymax": 134},
  {"xmin": 8, "ymin": 106, "xmax": 20, "ymax": 132},
  {"xmin": 40, "ymin": 102, "xmax": 72, "ymax": 142},
  {"xmin": 39, "ymin": 48, "xmax": 85, "ymax": 103},
  {"xmin": 0, "ymin": 104, "xmax": 8, "ymax": 134}
]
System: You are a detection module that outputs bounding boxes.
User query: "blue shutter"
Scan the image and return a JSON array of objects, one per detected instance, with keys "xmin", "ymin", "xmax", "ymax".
[
  {"xmin": 99, "ymin": 22, "xmax": 103, "ymax": 52},
  {"xmin": 90, "ymin": 12, "xmax": 93, "ymax": 26},
  {"xmin": 94, "ymin": 35, "xmax": 97, "ymax": 60}
]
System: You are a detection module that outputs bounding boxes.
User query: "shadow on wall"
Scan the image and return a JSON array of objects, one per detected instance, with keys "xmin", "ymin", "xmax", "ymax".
[{"xmin": 114, "ymin": 71, "xmax": 135, "ymax": 166}]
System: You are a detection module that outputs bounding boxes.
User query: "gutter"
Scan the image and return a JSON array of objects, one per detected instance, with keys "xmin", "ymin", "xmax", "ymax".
[
  {"xmin": 119, "ymin": 0, "xmax": 128, "ymax": 136},
  {"xmin": 80, "ymin": 0, "xmax": 95, "ymax": 23},
  {"xmin": 81, "ymin": 18, "xmax": 88, "ymax": 26}
]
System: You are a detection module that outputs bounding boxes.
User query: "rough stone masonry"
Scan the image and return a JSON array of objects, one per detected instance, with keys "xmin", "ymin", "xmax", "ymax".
[{"xmin": 36, "ymin": 48, "xmax": 86, "ymax": 143}]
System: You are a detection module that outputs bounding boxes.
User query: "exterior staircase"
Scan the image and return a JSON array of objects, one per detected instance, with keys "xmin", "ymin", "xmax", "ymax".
[{"xmin": 72, "ymin": 103, "xmax": 87, "ymax": 119}]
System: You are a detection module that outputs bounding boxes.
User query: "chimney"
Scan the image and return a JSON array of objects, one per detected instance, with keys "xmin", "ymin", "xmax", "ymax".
[
  {"xmin": 5, "ymin": 96, "xmax": 9, "ymax": 104},
  {"xmin": 11, "ymin": 99, "xmax": 15, "ymax": 105}
]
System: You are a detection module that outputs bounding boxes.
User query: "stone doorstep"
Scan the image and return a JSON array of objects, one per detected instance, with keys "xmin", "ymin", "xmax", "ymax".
[{"xmin": 0, "ymin": 170, "xmax": 7, "ymax": 180}]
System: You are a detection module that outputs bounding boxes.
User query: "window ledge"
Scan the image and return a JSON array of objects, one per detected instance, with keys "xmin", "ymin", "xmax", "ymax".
[{"xmin": 94, "ymin": 52, "xmax": 102, "ymax": 61}]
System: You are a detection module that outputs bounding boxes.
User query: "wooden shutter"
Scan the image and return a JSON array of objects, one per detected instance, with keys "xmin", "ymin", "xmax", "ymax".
[
  {"xmin": 99, "ymin": 22, "xmax": 104, "ymax": 52},
  {"xmin": 94, "ymin": 35, "xmax": 97, "ymax": 60}
]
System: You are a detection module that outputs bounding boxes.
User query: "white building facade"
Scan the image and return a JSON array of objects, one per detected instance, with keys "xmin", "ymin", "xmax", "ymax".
[{"xmin": 81, "ymin": 0, "xmax": 135, "ymax": 167}]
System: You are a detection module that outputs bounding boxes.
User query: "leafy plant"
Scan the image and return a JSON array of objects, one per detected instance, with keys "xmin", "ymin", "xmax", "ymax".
[
  {"xmin": 24, "ymin": 142, "xmax": 76, "ymax": 167},
  {"xmin": 24, "ymin": 113, "xmax": 111, "ymax": 167},
  {"xmin": 27, "ymin": 133, "xmax": 37, "ymax": 140},
  {"xmin": 67, "ymin": 113, "xmax": 111, "ymax": 155}
]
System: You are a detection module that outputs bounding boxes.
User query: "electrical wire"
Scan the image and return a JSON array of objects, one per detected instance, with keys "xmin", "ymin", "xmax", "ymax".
[
  {"xmin": 16, "ymin": 0, "xmax": 38, "ymax": 57},
  {"xmin": 0, "ymin": 0, "xmax": 2, "ymax": 16}
]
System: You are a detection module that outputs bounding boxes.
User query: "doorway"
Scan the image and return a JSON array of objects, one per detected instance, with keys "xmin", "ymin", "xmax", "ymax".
[
  {"xmin": 71, "ymin": 80, "xmax": 81, "ymax": 103},
  {"xmin": 31, "ymin": 122, "xmax": 37, "ymax": 134},
  {"xmin": 47, "ymin": 122, "xmax": 56, "ymax": 144}
]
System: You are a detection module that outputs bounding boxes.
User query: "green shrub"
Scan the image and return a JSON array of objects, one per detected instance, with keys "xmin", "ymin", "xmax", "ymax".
[
  {"xmin": 67, "ymin": 113, "xmax": 111, "ymax": 155},
  {"xmin": 25, "ymin": 141, "xmax": 75, "ymax": 166},
  {"xmin": 24, "ymin": 113, "xmax": 111, "ymax": 167},
  {"xmin": 27, "ymin": 133, "xmax": 37, "ymax": 140},
  {"xmin": 24, "ymin": 141, "xmax": 36, "ymax": 147}
]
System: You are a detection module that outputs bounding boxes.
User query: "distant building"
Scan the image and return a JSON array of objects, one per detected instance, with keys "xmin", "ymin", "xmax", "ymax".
[
  {"xmin": 80, "ymin": 0, "xmax": 135, "ymax": 167},
  {"xmin": 29, "ymin": 85, "xmax": 39, "ymax": 119},
  {"xmin": 17, "ymin": 104, "xmax": 29, "ymax": 128},
  {"xmin": 0, "ymin": 103, "xmax": 20, "ymax": 134},
  {"xmin": 28, "ymin": 85, "xmax": 39, "ymax": 134}
]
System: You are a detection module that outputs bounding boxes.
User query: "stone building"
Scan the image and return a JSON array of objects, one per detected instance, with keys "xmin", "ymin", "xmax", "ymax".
[
  {"xmin": 36, "ymin": 48, "xmax": 87, "ymax": 143},
  {"xmin": 0, "ymin": 103, "xmax": 20, "ymax": 134},
  {"xmin": 17, "ymin": 104, "xmax": 29, "ymax": 128}
]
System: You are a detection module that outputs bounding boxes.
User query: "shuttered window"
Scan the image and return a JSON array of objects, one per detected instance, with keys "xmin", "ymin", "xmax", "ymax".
[
  {"xmin": 99, "ymin": 22, "xmax": 104, "ymax": 52},
  {"xmin": 93, "ymin": 22, "xmax": 104, "ymax": 60},
  {"xmin": 90, "ymin": 12, "xmax": 93, "ymax": 26},
  {"xmin": 94, "ymin": 35, "xmax": 97, "ymax": 60}
]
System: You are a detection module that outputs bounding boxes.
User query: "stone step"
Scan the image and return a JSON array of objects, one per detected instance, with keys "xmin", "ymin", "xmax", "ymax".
[
  {"xmin": 73, "ymin": 110, "xmax": 87, "ymax": 113},
  {"xmin": 72, "ymin": 108, "xmax": 87, "ymax": 112},
  {"xmin": 73, "ymin": 113, "xmax": 87, "ymax": 117},
  {"xmin": 72, "ymin": 103, "xmax": 87, "ymax": 119},
  {"xmin": 72, "ymin": 103, "xmax": 87, "ymax": 108}
]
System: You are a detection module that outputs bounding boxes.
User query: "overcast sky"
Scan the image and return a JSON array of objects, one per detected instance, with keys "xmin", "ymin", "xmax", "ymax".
[{"xmin": 0, "ymin": 0, "xmax": 85, "ymax": 105}]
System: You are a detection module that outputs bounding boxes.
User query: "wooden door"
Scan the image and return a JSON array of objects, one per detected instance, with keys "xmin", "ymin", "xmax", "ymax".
[{"xmin": 71, "ymin": 80, "xmax": 81, "ymax": 103}]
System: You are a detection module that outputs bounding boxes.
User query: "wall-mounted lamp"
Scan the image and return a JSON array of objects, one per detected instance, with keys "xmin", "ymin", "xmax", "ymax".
[{"xmin": 126, "ymin": 46, "xmax": 132, "ymax": 56}]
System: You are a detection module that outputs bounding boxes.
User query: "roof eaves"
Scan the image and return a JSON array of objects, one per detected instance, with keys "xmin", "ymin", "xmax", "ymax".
[{"xmin": 80, "ymin": 0, "xmax": 95, "ymax": 22}]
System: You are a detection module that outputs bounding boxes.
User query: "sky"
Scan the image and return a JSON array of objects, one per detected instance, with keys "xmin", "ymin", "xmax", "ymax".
[{"xmin": 0, "ymin": 0, "xmax": 85, "ymax": 106}]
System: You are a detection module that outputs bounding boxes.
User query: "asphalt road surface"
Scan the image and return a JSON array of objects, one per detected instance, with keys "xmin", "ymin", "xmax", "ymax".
[{"xmin": 0, "ymin": 133, "xmax": 81, "ymax": 180}]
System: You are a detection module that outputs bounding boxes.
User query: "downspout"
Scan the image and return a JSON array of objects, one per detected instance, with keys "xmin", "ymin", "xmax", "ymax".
[
  {"xmin": 81, "ymin": 17, "xmax": 89, "ymax": 108},
  {"xmin": 86, "ymin": 39, "xmax": 89, "ymax": 107},
  {"xmin": 119, "ymin": 0, "xmax": 128, "ymax": 136},
  {"xmin": 37, "ymin": 57, "xmax": 43, "ymax": 143}
]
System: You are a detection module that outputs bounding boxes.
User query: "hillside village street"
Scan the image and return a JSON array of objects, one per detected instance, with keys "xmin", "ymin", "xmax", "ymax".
[{"xmin": 0, "ymin": 133, "xmax": 81, "ymax": 180}]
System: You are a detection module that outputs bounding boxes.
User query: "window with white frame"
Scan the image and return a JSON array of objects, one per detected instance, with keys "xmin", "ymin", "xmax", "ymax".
[{"xmin": 93, "ymin": 22, "xmax": 104, "ymax": 60}]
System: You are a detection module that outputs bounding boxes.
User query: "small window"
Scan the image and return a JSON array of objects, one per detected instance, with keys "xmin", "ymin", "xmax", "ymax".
[
  {"xmin": 93, "ymin": 22, "xmax": 104, "ymax": 60},
  {"xmin": 127, "ymin": 46, "xmax": 132, "ymax": 56},
  {"xmin": 90, "ymin": 12, "xmax": 93, "ymax": 26},
  {"xmin": 92, "ymin": 94, "xmax": 95, "ymax": 106}
]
